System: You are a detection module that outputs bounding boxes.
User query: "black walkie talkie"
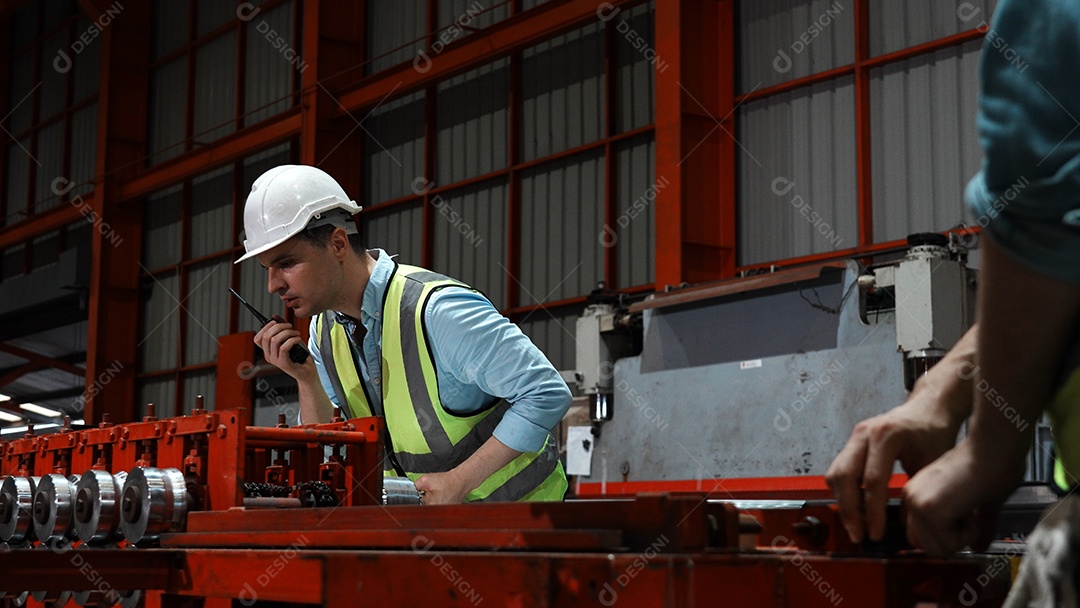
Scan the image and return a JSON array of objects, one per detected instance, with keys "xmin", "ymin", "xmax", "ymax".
[{"xmin": 229, "ymin": 288, "xmax": 310, "ymax": 364}]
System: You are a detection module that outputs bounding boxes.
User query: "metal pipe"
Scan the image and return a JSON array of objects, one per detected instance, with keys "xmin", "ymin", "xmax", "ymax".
[
  {"xmin": 242, "ymin": 497, "xmax": 303, "ymax": 509},
  {"xmin": 244, "ymin": 427, "xmax": 367, "ymax": 444}
]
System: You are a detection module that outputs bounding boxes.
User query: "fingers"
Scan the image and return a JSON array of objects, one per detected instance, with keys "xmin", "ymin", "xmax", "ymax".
[
  {"xmin": 826, "ymin": 428, "xmax": 871, "ymax": 544},
  {"xmin": 861, "ymin": 423, "xmax": 903, "ymax": 542},
  {"xmin": 253, "ymin": 320, "xmax": 302, "ymax": 368}
]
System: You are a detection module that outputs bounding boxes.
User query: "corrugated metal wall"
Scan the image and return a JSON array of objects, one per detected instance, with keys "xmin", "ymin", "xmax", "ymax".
[
  {"xmin": 148, "ymin": 58, "xmax": 187, "ymax": 165},
  {"xmin": 735, "ymin": 0, "xmax": 989, "ymax": 263},
  {"xmin": 615, "ymin": 133, "xmax": 656, "ymax": 287},
  {"xmin": 737, "ymin": 78, "xmax": 858, "ymax": 265},
  {"xmin": 152, "ymin": 0, "xmax": 189, "ymax": 59},
  {"xmin": 436, "ymin": 59, "xmax": 509, "ymax": 185},
  {"xmin": 737, "ymin": 0, "xmax": 853, "ymax": 94},
  {"xmin": 143, "ymin": 185, "xmax": 183, "ymax": 271},
  {"xmin": 190, "ymin": 166, "xmax": 234, "ymax": 259},
  {"xmin": 244, "ymin": 1, "xmax": 295, "ymax": 126},
  {"xmin": 184, "ymin": 261, "xmax": 229, "ymax": 365},
  {"xmin": 363, "ymin": 205, "xmax": 423, "ymax": 266},
  {"xmin": 615, "ymin": 3, "xmax": 655, "ymax": 133},
  {"xmin": 431, "ymin": 179, "xmax": 508, "ymax": 310},
  {"xmin": 870, "ymin": 42, "xmax": 983, "ymax": 242},
  {"xmin": 193, "ymin": 32, "xmax": 237, "ymax": 143},
  {"xmin": 364, "ymin": 91, "xmax": 426, "ymax": 205},
  {"xmin": 437, "ymin": 0, "xmax": 507, "ymax": 32},
  {"xmin": 34, "ymin": 123, "xmax": 64, "ymax": 212},
  {"xmin": 366, "ymin": 0, "xmax": 426, "ymax": 74},
  {"xmin": 519, "ymin": 150, "xmax": 605, "ymax": 305},
  {"xmin": 521, "ymin": 24, "xmax": 604, "ymax": 162},
  {"xmin": 140, "ymin": 272, "xmax": 180, "ymax": 372},
  {"xmin": 869, "ymin": 0, "xmax": 997, "ymax": 56},
  {"xmin": 515, "ymin": 308, "xmax": 581, "ymax": 371}
]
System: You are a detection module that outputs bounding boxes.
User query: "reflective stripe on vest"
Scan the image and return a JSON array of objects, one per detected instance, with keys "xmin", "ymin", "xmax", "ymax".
[{"xmin": 317, "ymin": 262, "xmax": 566, "ymax": 502}]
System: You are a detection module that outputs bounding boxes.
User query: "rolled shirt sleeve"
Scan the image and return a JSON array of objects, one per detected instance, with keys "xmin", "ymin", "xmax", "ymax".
[
  {"xmin": 424, "ymin": 287, "xmax": 573, "ymax": 453},
  {"xmin": 965, "ymin": 0, "xmax": 1080, "ymax": 283}
]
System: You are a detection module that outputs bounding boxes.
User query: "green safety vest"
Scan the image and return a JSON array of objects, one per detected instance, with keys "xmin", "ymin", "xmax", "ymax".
[
  {"xmin": 1050, "ymin": 365, "xmax": 1080, "ymax": 494},
  {"xmin": 314, "ymin": 262, "xmax": 567, "ymax": 502}
]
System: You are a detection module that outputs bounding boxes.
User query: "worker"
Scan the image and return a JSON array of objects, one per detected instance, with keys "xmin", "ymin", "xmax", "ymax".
[
  {"xmin": 827, "ymin": 0, "xmax": 1080, "ymax": 561},
  {"xmin": 234, "ymin": 164, "xmax": 570, "ymax": 504}
]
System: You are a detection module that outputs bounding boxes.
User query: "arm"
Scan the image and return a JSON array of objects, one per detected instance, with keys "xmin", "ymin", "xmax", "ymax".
[
  {"xmin": 899, "ymin": 0, "xmax": 1080, "ymax": 556},
  {"xmin": 413, "ymin": 288, "xmax": 572, "ymax": 503},
  {"xmin": 826, "ymin": 325, "xmax": 977, "ymax": 543},
  {"xmin": 903, "ymin": 237, "xmax": 1080, "ymax": 555},
  {"xmin": 253, "ymin": 316, "xmax": 334, "ymax": 425}
]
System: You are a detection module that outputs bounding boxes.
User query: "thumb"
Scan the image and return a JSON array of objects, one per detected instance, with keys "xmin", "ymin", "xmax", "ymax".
[{"xmin": 413, "ymin": 475, "xmax": 430, "ymax": 492}]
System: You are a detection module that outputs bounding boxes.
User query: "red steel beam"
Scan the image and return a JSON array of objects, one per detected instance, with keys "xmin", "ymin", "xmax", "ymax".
[
  {"xmin": 333, "ymin": 0, "xmax": 637, "ymax": 115},
  {"xmin": 654, "ymin": 0, "xmax": 727, "ymax": 288},
  {"xmin": 0, "ymin": 342, "xmax": 85, "ymax": 377},
  {"xmin": 82, "ymin": 0, "xmax": 152, "ymax": 425},
  {"xmin": 117, "ymin": 110, "xmax": 302, "ymax": 202},
  {"xmin": 854, "ymin": 0, "xmax": 873, "ymax": 246}
]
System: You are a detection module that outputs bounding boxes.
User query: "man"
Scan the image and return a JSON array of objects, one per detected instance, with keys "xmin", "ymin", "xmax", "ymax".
[
  {"xmin": 235, "ymin": 164, "xmax": 570, "ymax": 504},
  {"xmin": 827, "ymin": 0, "xmax": 1080, "ymax": 559}
]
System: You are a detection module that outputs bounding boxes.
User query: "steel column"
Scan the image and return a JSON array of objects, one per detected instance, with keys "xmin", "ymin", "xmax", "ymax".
[{"xmin": 654, "ymin": 0, "xmax": 730, "ymax": 288}]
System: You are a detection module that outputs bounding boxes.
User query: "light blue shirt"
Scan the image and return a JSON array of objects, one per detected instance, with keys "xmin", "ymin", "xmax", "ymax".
[
  {"xmin": 308, "ymin": 250, "xmax": 572, "ymax": 453},
  {"xmin": 965, "ymin": 0, "xmax": 1080, "ymax": 283}
]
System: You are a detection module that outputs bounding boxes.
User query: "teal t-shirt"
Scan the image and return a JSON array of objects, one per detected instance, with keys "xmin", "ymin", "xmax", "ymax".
[{"xmin": 965, "ymin": 0, "xmax": 1080, "ymax": 283}]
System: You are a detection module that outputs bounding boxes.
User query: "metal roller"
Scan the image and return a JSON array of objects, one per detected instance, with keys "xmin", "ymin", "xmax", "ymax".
[
  {"xmin": 120, "ymin": 467, "xmax": 187, "ymax": 544},
  {"xmin": 383, "ymin": 477, "xmax": 423, "ymax": 505},
  {"xmin": 32, "ymin": 474, "xmax": 78, "ymax": 543},
  {"xmin": 72, "ymin": 587, "xmax": 123, "ymax": 607},
  {"xmin": 31, "ymin": 589, "xmax": 73, "ymax": 606},
  {"xmin": 118, "ymin": 589, "xmax": 142, "ymax": 608},
  {"xmin": 75, "ymin": 470, "xmax": 127, "ymax": 544},
  {"xmin": 0, "ymin": 476, "xmax": 36, "ymax": 543}
]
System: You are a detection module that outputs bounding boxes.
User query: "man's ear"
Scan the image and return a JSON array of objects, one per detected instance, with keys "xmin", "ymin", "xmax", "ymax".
[{"xmin": 330, "ymin": 227, "xmax": 351, "ymax": 260}]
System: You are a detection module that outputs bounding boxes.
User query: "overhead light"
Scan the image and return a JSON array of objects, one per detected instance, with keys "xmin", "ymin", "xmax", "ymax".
[
  {"xmin": 0, "ymin": 423, "xmax": 59, "ymax": 435},
  {"xmin": 0, "ymin": 394, "xmax": 10, "ymax": 402},
  {"xmin": 19, "ymin": 403, "xmax": 63, "ymax": 417},
  {"xmin": 72, "ymin": 419, "xmax": 85, "ymax": 425},
  {"xmin": 0, "ymin": 411, "xmax": 21, "ymax": 422}
]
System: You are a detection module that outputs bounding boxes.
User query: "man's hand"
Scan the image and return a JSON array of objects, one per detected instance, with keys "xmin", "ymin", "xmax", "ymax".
[
  {"xmin": 254, "ymin": 316, "xmax": 316, "ymax": 382},
  {"xmin": 901, "ymin": 438, "xmax": 1007, "ymax": 557},
  {"xmin": 414, "ymin": 471, "xmax": 471, "ymax": 505},
  {"xmin": 826, "ymin": 392, "xmax": 963, "ymax": 544}
]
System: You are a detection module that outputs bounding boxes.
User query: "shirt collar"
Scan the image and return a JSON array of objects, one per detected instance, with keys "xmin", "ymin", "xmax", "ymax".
[{"xmin": 335, "ymin": 249, "xmax": 395, "ymax": 327}]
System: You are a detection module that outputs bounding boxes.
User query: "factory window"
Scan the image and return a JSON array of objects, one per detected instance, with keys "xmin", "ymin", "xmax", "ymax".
[
  {"xmin": 359, "ymin": 2, "xmax": 657, "ymax": 369},
  {"xmin": 2, "ymin": 0, "xmax": 100, "ymax": 231},
  {"xmin": 733, "ymin": 0, "xmax": 996, "ymax": 269},
  {"xmin": 146, "ymin": 0, "xmax": 301, "ymax": 165},
  {"xmin": 137, "ymin": 142, "xmax": 294, "ymax": 416}
]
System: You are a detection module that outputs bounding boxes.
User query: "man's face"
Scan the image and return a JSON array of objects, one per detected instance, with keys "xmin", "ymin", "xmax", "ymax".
[{"xmin": 257, "ymin": 237, "xmax": 337, "ymax": 318}]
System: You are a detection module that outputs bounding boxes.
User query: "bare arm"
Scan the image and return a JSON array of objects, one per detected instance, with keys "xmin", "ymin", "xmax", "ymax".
[
  {"xmin": 414, "ymin": 436, "xmax": 521, "ymax": 504},
  {"xmin": 903, "ymin": 236, "xmax": 1080, "ymax": 555}
]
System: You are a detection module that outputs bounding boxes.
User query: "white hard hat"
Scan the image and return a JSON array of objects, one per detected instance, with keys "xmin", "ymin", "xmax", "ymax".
[{"xmin": 235, "ymin": 165, "xmax": 363, "ymax": 263}]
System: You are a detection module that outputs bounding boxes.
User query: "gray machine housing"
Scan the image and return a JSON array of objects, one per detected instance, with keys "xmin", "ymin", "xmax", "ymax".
[{"xmin": 574, "ymin": 247, "xmax": 988, "ymax": 484}]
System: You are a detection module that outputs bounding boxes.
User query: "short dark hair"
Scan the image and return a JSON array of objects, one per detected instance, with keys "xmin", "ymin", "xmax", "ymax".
[{"xmin": 296, "ymin": 224, "xmax": 366, "ymax": 256}]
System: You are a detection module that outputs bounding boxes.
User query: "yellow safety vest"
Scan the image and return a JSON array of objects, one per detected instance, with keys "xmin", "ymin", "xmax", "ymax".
[
  {"xmin": 314, "ymin": 263, "xmax": 566, "ymax": 502},
  {"xmin": 1049, "ymin": 366, "xmax": 1080, "ymax": 493}
]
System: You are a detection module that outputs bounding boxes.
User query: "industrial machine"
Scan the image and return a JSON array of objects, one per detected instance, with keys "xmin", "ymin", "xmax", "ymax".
[
  {"xmin": 0, "ymin": 399, "xmax": 1013, "ymax": 607},
  {"xmin": 0, "ymin": 235, "xmax": 1034, "ymax": 607}
]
